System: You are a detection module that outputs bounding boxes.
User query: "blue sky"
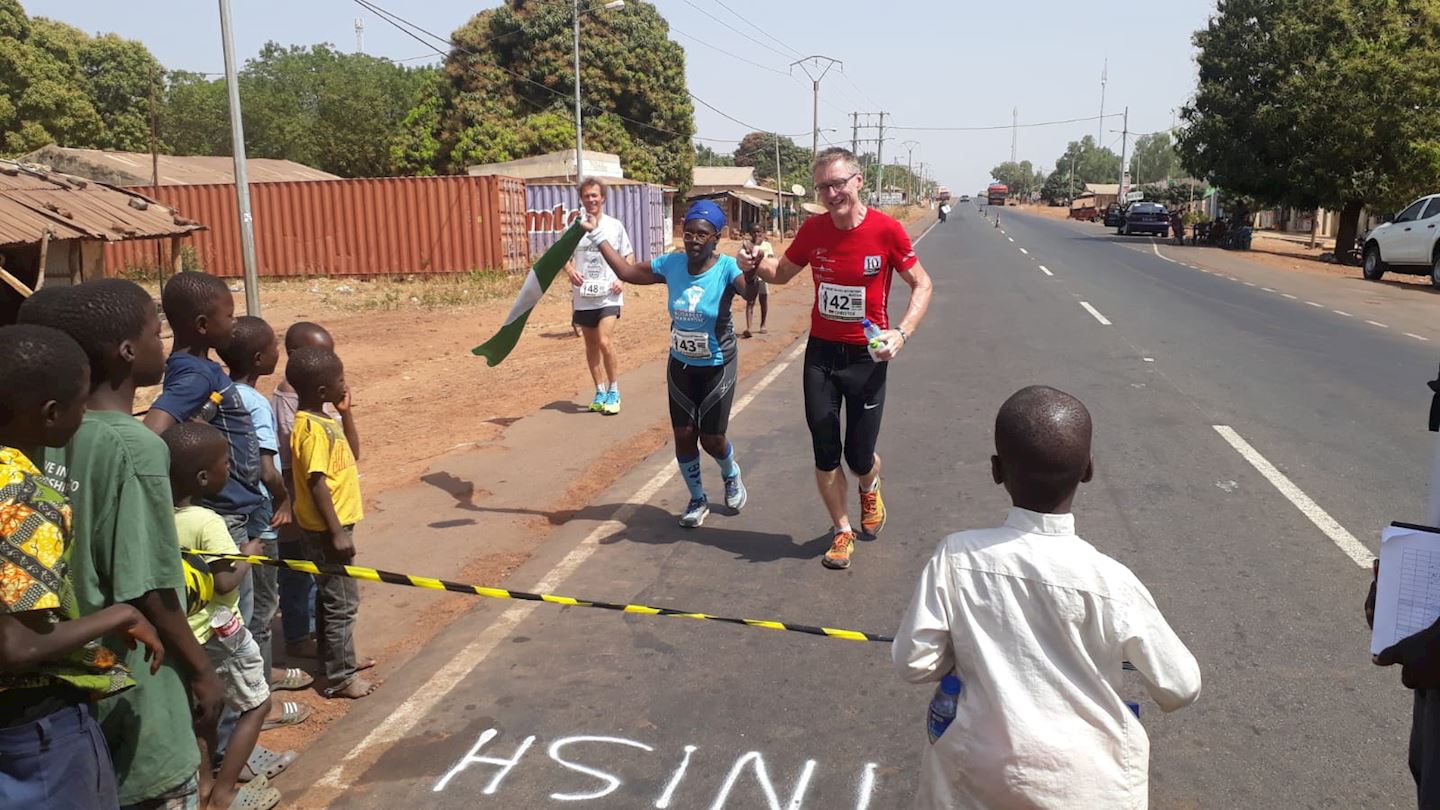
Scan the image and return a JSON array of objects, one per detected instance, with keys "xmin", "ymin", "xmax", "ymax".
[{"xmin": 29, "ymin": 0, "xmax": 1216, "ymax": 192}]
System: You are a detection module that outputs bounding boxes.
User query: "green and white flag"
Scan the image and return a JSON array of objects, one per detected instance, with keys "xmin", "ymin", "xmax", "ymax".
[{"xmin": 472, "ymin": 222, "xmax": 587, "ymax": 366}]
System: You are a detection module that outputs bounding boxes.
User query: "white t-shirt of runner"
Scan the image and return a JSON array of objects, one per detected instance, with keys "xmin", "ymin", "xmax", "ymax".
[{"xmin": 571, "ymin": 214, "xmax": 634, "ymax": 311}]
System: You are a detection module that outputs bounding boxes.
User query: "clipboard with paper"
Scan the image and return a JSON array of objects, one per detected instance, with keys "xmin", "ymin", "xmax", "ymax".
[{"xmin": 1371, "ymin": 522, "xmax": 1440, "ymax": 656}]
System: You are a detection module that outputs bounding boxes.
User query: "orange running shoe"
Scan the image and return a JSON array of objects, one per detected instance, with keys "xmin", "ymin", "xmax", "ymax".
[
  {"xmin": 860, "ymin": 480, "xmax": 887, "ymax": 536},
  {"xmin": 822, "ymin": 530, "xmax": 857, "ymax": 570}
]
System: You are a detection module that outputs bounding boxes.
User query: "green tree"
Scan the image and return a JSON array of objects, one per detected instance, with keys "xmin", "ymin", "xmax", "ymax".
[
  {"xmin": 1179, "ymin": 0, "xmax": 1440, "ymax": 259},
  {"xmin": 1128, "ymin": 132, "xmax": 1180, "ymax": 186},
  {"xmin": 431, "ymin": 0, "xmax": 695, "ymax": 187},
  {"xmin": 733, "ymin": 131, "xmax": 808, "ymax": 189},
  {"xmin": 390, "ymin": 74, "xmax": 444, "ymax": 176},
  {"xmin": 157, "ymin": 70, "xmax": 228, "ymax": 156},
  {"xmin": 693, "ymin": 142, "xmax": 733, "ymax": 166}
]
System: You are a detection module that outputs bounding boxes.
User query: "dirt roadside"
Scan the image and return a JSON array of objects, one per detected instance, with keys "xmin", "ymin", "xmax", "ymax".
[{"xmin": 240, "ymin": 207, "xmax": 937, "ymax": 754}]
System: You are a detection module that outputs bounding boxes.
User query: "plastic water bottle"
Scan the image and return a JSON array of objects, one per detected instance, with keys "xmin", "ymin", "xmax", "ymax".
[
  {"xmin": 191, "ymin": 391, "xmax": 222, "ymax": 423},
  {"xmin": 861, "ymin": 318, "xmax": 885, "ymax": 362},
  {"xmin": 927, "ymin": 673, "xmax": 962, "ymax": 743}
]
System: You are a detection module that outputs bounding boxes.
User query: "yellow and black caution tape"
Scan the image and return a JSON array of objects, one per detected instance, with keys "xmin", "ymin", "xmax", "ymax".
[{"xmin": 185, "ymin": 550, "xmax": 895, "ymax": 644}]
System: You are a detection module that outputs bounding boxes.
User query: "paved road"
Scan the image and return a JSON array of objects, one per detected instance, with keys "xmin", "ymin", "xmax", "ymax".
[{"xmin": 288, "ymin": 205, "xmax": 1429, "ymax": 808}]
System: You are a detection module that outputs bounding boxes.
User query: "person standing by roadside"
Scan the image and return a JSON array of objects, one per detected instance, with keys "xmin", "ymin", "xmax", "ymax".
[
  {"xmin": 566, "ymin": 178, "xmax": 635, "ymax": 415},
  {"xmin": 744, "ymin": 147, "xmax": 933, "ymax": 570},
  {"xmin": 741, "ymin": 223, "xmax": 771, "ymax": 339}
]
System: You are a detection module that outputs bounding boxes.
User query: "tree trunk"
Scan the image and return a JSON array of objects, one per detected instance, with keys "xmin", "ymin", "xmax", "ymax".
[{"xmin": 1334, "ymin": 199, "xmax": 1365, "ymax": 265}]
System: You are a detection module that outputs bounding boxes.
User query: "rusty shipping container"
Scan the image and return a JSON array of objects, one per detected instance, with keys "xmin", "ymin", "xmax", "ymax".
[
  {"xmin": 526, "ymin": 182, "xmax": 668, "ymax": 266},
  {"xmin": 105, "ymin": 175, "xmax": 529, "ymax": 278}
]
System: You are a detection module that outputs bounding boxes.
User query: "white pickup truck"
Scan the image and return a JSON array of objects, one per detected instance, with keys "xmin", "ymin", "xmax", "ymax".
[{"xmin": 1362, "ymin": 193, "xmax": 1440, "ymax": 287}]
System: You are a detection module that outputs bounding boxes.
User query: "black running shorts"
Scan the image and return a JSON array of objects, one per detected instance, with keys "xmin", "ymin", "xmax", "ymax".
[
  {"xmin": 802, "ymin": 337, "xmax": 887, "ymax": 474},
  {"xmin": 667, "ymin": 356, "xmax": 737, "ymax": 435}
]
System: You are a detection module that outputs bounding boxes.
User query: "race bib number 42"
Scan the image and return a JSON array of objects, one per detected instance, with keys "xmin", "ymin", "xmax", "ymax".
[
  {"xmin": 817, "ymin": 282, "xmax": 866, "ymax": 321},
  {"xmin": 671, "ymin": 329, "xmax": 710, "ymax": 359}
]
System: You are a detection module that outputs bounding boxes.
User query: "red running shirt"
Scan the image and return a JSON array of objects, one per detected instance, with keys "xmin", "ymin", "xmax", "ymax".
[{"xmin": 783, "ymin": 209, "xmax": 918, "ymax": 344}]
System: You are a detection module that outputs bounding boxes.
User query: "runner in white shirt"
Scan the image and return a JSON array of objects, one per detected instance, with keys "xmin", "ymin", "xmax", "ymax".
[
  {"xmin": 566, "ymin": 178, "xmax": 634, "ymax": 415},
  {"xmin": 892, "ymin": 385, "xmax": 1201, "ymax": 809}
]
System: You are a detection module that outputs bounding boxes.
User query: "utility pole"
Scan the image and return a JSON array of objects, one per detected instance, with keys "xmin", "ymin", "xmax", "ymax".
[
  {"xmin": 573, "ymin": 0, "xmax": 584, "ymax": 181},
  {"xmin": 851, "ymin": 111, "xmax": 859, "ymax": 156},
  {"xmin": 1098, "ymin": 58, "xmax": 1108, "ymax": 142},
  {"xmin": 902, "ymin": 140, "xmax": 919, "ymax": 203},
  {"xmin": 790, "ymin": 56, "xmax": 843, "ymax": 162},
  {"xmin": 354, "ymin": 17, "xmax": 365, "ymax": 53},
  {"xmin": 1118, "ymin": 106, "xmax": 1130, "ymax": 200},
  {"xmin": 873, "ymin": 111, "xmax": 886, "ymax": 203},
  {"xmin": 148, "ymin": 67, "xmax": 163, "ymax": 283},
  {"xmin": 218, "ymin": 0, "xmax": 260, "ymax": 315},
  {"xmin": 1069, "ymin": 150, "xmax": 1076, "ymax": 202},
  {"xmin": 774, "ymin": 132, "xmax": 783, "ymax": 236},
  {"xmin": 1011, "ymin": 107, "xmax": 1018, "ymax": 163}
]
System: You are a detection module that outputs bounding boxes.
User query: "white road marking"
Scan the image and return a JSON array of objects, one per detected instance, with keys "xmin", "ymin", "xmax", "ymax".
[
  {"xmin": 1244, "ymin": 282, "xmax": 1257, "ymax": 287},
  {"xmin": 1007, "ymin": 237, "xmax": 1015, "ymax": 242},
  {"xmin": 1406, "ymin": 332, "xmax": 1430, "ymax": 342},
  {"xmin": 306, "ymin": 340, "xmax": 810, "ymax": 799},
  {"xmin": 1368, "ymin": 320, "xmax": 1389, "ymax": 328},
  {"xmin": 1305, "ymin": 301, "xmax": 1324, "ymax": 308},
  {"xmin": 1213, "ymin": 426, "xmax": 1371, "ymax": 567},
  {"xmin": 1262, "ymin": 287, "xmax": 1276, "ymax": 292},
  {"xmin": 1143, "ymin": 357, "xmax": 1155, "ymax": 363},
  {"xmin": 1282, "ymin": 293, "xmax": 1299, "ymax": 300},
  {"xmin": 1333, "ymin": 310, "xmax": 1353, "ymax": 317},
  {"xmin": 1150, "ymin": 241, "xmax": 1177, "ymax": 263},
  {"xmin": 1038, "ymin": 265, "xmax": 1053, "ymax": 276},
  {"xmin": 1019, "ymin": 247, "xmax": 1028, "ymax": 255},
  {"xmin": 1079, "ymin": 301, "xmax": 1112, "ymax": 326}
]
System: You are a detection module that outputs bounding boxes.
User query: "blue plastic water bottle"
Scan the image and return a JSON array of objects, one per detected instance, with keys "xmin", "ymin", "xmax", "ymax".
[
  {"xmin": 861, "ymin": 318, "xmax": 885, "ymax": 361},
  {"xmin": 927, "ymin": 674, "xmax": 962, "ymax": 743}
]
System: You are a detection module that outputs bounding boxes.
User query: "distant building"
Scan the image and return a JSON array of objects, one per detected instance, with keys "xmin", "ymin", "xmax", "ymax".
[
  {"xmin": 0, "ymin": 159, "xmax": 203, "ymax": 323},
  {"xmin": 687, "ymin": 165, "xmax": 795, "ymax": 237},
  {"xmin": 19, "ymin": 145, "xmax": 339, "ymax": 187},
  {"xmin": 467, "ymin": 149, "xmax": 624, "ymax": 183}
]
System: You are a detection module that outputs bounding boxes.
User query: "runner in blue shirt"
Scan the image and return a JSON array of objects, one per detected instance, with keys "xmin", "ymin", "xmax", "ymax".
[{"xmin": 585, "ymin": 200, "xmax": 757, "ymax": 528}]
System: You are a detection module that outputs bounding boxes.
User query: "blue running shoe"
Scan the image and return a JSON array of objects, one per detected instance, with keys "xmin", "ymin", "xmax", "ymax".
[{"xmin": 679, "ymin": 497, "xmax": 709, "ymax": 528}]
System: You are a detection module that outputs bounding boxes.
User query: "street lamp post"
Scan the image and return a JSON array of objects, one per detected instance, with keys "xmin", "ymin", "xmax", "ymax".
[{"xmin": 574, "ymin": 0, "xmax": 624, "ymax": 180}]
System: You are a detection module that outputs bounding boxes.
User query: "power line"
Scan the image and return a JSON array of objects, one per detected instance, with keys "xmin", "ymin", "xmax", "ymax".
[
  {"xmin": 678, "ymin": 0, "xmax": 793, "ymax": 61},
  {"xmin": 669, "ymin": 25, "xmax": 787, "ymax": 75},
  {"xmin": 889, "ymin": 113, "xmax": 1123, "ymax": 132},
  {"xmin": 709, "ymin": 0, "xmax": 803, "ymax": 58},
  {"xmin": 354, "ymin": 0, "xmax": 766, "ymax": 145}
]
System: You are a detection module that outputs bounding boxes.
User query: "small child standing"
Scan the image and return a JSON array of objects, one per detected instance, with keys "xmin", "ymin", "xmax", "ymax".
[
  {"xmin": 0, "ymin": 325, "xmax": 165, "ymax": 809},
  {"xmin": 286, "ymin": 346, "xmax": 373, "ymax": 699},
  {"xmin": 217, "ymin": 316, "xmax": 314, "ymax": 717},
  {"xmin": 892, "ymin": 386, "xmax": 1202, "ymax": 809},
  {"xmin": 741, "ymin": 223, "xmax": 771, "ymax": 339},
  {"xmin": 163, "ymin": 422, "xmax": 280, "ymax": 810}
]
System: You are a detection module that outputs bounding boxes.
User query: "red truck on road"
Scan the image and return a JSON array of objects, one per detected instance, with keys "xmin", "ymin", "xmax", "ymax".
[{"xmin": 987, "ymin": 183, "xmax": 1009, "ymax": 206}]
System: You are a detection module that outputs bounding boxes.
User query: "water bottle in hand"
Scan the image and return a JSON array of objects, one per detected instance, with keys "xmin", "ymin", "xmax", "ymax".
[
  {"xmin": 861, "ymin": 318, "xmax": 886, "ymax": 361},
  {"xmin": 927, "ymin": 673, "xmax": 962, "ymax": 743},
  {"xmin": 191, "ymin": 391, "xmax": 222, "ymax": 423}
]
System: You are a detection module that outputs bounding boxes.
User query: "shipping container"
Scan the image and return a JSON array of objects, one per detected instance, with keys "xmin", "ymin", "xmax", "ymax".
[
  {"xmin": 105, "ymin": 175, "xmax": 529, "ymax": 278},
  {"xmin": 526, "ymin": 182, "xmax": 669, "ymax": 265}
]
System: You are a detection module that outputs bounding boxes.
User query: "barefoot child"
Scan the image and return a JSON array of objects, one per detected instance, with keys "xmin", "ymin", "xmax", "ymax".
[
  {"xmin": 892, "ymin": 385, "xmax": 1202, "ymax": 809},
  {"xmin": 286, "ymin": 346, "xmax": 373, "ymax": 699},
  {"xmin": 164, "ymin": 422, "xmax": 279, "ymax": 810}
]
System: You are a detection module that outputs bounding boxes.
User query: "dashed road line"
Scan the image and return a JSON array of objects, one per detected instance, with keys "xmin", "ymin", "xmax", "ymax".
[
  {"xmin": 1262, "ymin": 287, "xmax": 1276, "ymax": 293},
  {"xmin": 1244, "ymin": 282, "xmax": 1257, "ymax": 287},
  {"xmin": 1007, "ymin": 236, "xmax": 1015, "ymax": 242},
  {"xmin": 1406, "ymin": 332, "xmax": 1430, "ymax": 342},
  {"xmin": 1305, "ymin": 301, "xmax": 1324, "ymax": 308},
  {"xmin": 1079, "ymin": 301, "xmax": 1112, "ymax": 326},
  {"xmin": 1213, "ymin": 426, "xmax": 1371, "ymax": 567},
  {"xmin": 1038, "ymin": 265, "xmax": 1053, "ymax": 276},
  {"xmin": 1333, "ymin": 310, "xmax": 1353, "ymax": 317},
  {"xmin": 1368, "ymin": 320, "xmax": 1389, "ymax": 328},
  {"xmin": 1282, "ymin": 293, "xmax": 1299, "ymax": 300},
  {"xmin": 1019, "ymin": 247, "xmax": 1028, "ymax": 255}
]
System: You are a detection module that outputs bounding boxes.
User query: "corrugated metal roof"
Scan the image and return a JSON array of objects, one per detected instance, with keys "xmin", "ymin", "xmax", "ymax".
[
  {"xmin": 0, "ymin": 160, "xmax": 204, "ymax": 248},
  {"xmin": 693, "ymin": 166, "xmax": 756, "ymax": 187},
  {"xmin": 18, "ymin": 145, "xmax": 339, "ymax": 186}
]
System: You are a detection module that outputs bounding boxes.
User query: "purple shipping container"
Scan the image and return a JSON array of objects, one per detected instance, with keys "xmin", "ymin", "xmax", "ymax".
[{"xmin": 526, "ymin": 182, "xmax": 668, "ymax": 265}]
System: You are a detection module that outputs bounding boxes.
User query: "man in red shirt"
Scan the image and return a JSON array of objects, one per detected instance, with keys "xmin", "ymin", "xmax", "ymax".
[{"xmin": 746, "ymin": 147, "xmax": 933, "ymax": 569}]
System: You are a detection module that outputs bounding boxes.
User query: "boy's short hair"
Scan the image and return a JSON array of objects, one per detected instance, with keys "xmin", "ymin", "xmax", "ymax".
[
  {"xmin": 18, "ymin": 279, "xmax": 155, "ymax": 385},
  {"xmin": 217, "ymin": 315, "xmax": 274, "ymax": 376},
  {"xmin": 286, "ymin": 346, "xmax": 342, "ymax": 398},
  {"xmin": 284, "ymin": 321, "xmax": 332, "ymax": 352},
  {"xmin": 994, "ymin": 385, "xmax": 1093, "ymax": 503},
  {"xmin": 0, "ymin": 324, "xmax": 89, "ymax": 422},
  {"xmin": 161, "ymin": 271, "xmax": 229, "ymax": 331},
  {"xmin": 162, "ymin": 421, "xmax": 228, "ymax": 485}
]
